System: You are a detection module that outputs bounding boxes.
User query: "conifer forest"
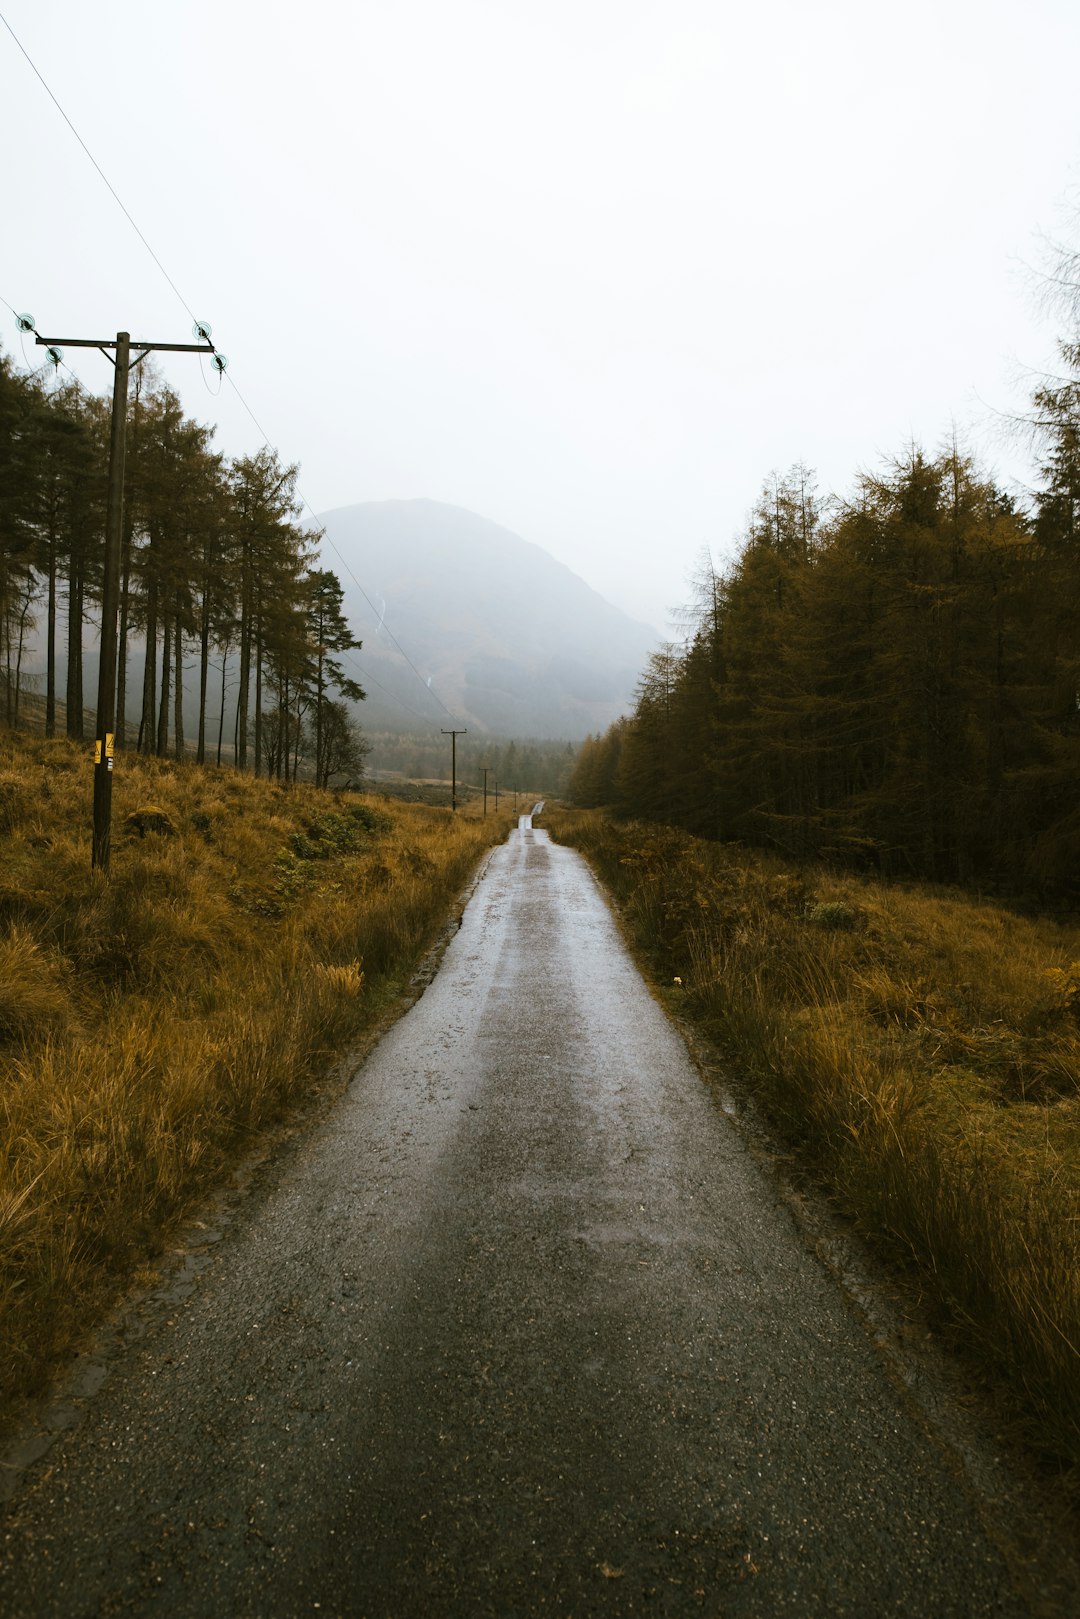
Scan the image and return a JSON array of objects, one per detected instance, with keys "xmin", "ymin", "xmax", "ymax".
[
  {"xmin": 0, "ymin": 359, "xmax": 365, "ymax": 788},
  {"xmin": 569, "ymin": 251, "xmax": 1080, "ymax": 898}
]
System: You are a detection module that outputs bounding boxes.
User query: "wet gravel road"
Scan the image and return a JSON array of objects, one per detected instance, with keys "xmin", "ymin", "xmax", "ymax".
[{"xmin": 1, "ymin": 818, "xmax": 1039, "ymax": 1616}]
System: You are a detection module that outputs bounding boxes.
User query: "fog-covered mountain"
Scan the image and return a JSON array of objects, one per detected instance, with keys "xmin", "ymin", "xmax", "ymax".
[{"xmin": 317, "ymin": 500, "xmax": 657, "ymax": 739}]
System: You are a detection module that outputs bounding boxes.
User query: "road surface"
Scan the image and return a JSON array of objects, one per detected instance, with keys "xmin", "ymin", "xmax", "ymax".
[{"xmin": 0, "ymin": 816, "xmax": 1045, "ymax": 1616}]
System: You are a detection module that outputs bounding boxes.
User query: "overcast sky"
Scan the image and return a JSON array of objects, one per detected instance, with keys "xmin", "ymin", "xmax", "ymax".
[{"xmin": 3, "ymin": 0, "xmax": 1079, "ymax": 634}]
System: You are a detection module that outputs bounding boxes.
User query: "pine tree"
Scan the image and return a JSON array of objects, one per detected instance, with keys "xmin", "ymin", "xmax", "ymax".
[{"xmin": 303, "ymin": 568, "xmax": 365, "ymax": 788}]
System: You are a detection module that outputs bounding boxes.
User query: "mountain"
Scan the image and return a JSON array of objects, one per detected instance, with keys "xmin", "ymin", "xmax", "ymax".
[{"xmin": 316, "ymin": 500, "xmax": 658, "ymax": 739}]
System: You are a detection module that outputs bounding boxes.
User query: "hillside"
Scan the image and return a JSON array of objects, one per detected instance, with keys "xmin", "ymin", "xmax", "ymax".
[
  {"xmin": 0, "ymin": 730, "xmax": 511, "ymax": 1430},
  {"xmin": 316, "ymin": 500, "xmax": 657, "ymax": 739}
]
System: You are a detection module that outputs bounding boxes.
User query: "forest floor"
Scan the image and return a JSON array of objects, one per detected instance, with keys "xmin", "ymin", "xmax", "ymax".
[
  {"xmin": 0, "ymin": 729, "xmax": 515, "ymax": 1435},
  {"xmin": 547, "ymin": 807, "xmax": 1080, "ymax": 1486}
]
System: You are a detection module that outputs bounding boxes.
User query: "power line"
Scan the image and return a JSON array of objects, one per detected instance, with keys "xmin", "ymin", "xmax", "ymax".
[
  {"xmin": 7, "ymin": 305, "xmax": 454, "ymax": 732},
  {"xmin": 4, "ymin": 309, "xmax": 445, "ymax": 737},
  {"xmin": 5, "ymin": 309, "xmax": 442, "ymax": 732},
  {"xmin": 0, "ymin": 9, "xmax": 197, "ymax": 325},
  {"xmin": 220, "ymin": 369, "xmax": 457, "ymax": 721},
  {"xmin": 1, "ymin": 9, "xmax": 459, "ymax": 728},
  {"xmin": 329, "ymin": 618, "xmax": 454, "ymax": 727},
  {"xmin": 319, "ymin": 521, "xmax": 457, "ymax": 721},
  {"xmin": 338, "ymin": 653, "xmax": 450, "ymax": 728}
]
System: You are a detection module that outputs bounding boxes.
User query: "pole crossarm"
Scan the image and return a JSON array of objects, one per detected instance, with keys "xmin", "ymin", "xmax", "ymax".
[{"xmin": 36, "ymin": 336, "xmax": 214, "ymax": 356}]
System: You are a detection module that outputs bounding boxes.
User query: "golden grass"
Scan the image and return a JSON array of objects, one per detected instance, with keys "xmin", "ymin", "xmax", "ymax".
[
  {"xmin": 549, "ymin": 808, "xmax": 1080, "ymax": 1473},
  {"xmin": 0, "ymin": 732, "xmax": 513, "ymax": 1431}
]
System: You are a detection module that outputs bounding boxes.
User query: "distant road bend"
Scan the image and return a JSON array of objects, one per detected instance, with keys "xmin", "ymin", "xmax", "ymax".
[{"xmin": 1, "ymin": 812, "xmax": 1039, "ymax": 1616}]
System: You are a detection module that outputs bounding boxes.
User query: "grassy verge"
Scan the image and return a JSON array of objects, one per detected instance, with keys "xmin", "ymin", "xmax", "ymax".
[
  {"xmin": 548, "ymin": 808, "xmax": 1080, "ymax": 1474},
  {"xmin": 0, "ymin": 732, "xmax": 513, "ymax": 1433}
]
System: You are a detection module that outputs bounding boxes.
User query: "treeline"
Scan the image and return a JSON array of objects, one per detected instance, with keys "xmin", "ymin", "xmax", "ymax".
[
  {"xmin": 368, "ymin": 730, "xmax": 576, "ymax": 796},
  {"xmin": 0, "ymin": 355, "xmax": 366, "ymax": 787},
  {"xmin": 570, "ymin": 285, "xmax": 1080, "ymax": 893}
]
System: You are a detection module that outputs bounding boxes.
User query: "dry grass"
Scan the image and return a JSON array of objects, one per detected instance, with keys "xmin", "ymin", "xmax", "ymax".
[
  {"xmin": 0, "ymin": 732, "xmax": 513, "ymax": 1431},
  {"xmin": 549, "ymin": 809, "xmax": 1080, "ymax": 1473}
]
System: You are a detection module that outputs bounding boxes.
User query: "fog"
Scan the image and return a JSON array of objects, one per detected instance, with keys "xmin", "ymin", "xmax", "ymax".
[{"xmin": 3, "ymin": 0, "xmax": 1079, "ymax": 632}]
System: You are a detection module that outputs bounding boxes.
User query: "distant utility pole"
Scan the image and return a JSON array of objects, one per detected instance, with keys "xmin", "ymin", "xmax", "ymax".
[
  {"xmin": 482, "ymin": 766, "xmax": 489, "ymax": 817},
  {"xmin": 30, "ymin": 320, "xmax": 220, "ymax": 873},
  {"xmin": 494, "ymin": 779, "xmax": 499, "ymax": 811},
  {"xmin": 441, "ymin": 728, "xmax": 467, "ymax": 813}
]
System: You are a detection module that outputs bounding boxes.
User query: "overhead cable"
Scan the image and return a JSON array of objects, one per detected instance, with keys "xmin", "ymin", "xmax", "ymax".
[
  {"xmin": 0, "ymin": 8, "xmax": 198, "ymax": 326},
  {"xmin": 0, "ymin": 8, "xmax": 456, "ymax": 726},
  {"xmin": 220, "ymin": 368, "xmax": 456, "ymax": 721}
]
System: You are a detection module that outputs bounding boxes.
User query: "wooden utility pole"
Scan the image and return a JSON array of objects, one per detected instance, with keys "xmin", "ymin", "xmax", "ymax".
[
  {"xmin": 34, "ymin": 324, "xmax": 218, "ymax": 872},
  {"xmin": 441, "ymin": 728, "xmax": 467, "ymax": 813},
  {"xmin": 494, "ymin": 779, "xmax": 499, "ymax": 811},
  {"xmin": 482, "ymin": 766, "xmax": 489, "ymax": 817}
]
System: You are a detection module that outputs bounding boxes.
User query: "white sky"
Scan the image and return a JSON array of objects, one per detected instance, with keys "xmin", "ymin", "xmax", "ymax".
[{"xmin": 2, "ymin": 0, "xmax": 1079, "ymax": 632}]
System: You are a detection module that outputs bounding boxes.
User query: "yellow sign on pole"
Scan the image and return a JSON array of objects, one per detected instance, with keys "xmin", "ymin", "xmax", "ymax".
[{"xmin": 94, "ymin": 740, "xmax": 102, "ymax": 765}]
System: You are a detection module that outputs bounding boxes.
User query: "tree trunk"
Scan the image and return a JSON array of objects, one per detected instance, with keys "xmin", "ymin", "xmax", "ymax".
[
  {"xmin": 66, "ymin": 560, "xmax": 84, "ymax": 740},
  {"xmin": 235, "ymin": 529, "xmax": 253, "ymax": 771},
  {"xmin": 3, "ymin": 604, "xmax": 11, "ymax": 728},
  {"xmin": 157, "ymin": 611, "xmax": 172, "ymax": 756},
  {"xmin": 141, "ymin": 577, "xmax": 158, "ymax": 755},
  {"xmin": 315, "ymin": 643, "xmax": 325, "ymax": 794},
  {"xmin": 13, "ymin": 582, "xmax": 32, "ymax": 728},
  {"xmin": 217, "ymin": 645, "xmax": 229, "ymax": 767},
  {"xmin": 254, "ymin": 617, "xmax": 263, "ymax": 778},
  {"xmin": 116, "ymin": 520, "xmax": 132, "ymax": 751},
  {"xmin": 282, "ymin": 669, "xmax": 290, "ymax": 782},
  {"xmin": 173, "ymin": 602, "xmax": 185, "ymax": 761},
  {"xmin": 45, "ymin": 524, "xmax": 57, "ymax": 738},
  {"xmin": 197, "ymin": 575, "xmax": 210, "ymax": 765}
]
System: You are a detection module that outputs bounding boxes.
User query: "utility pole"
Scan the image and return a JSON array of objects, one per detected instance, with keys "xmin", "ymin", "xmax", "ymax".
[
  {"xmin": 32, "ymin": 322, "xmax": 220, "ymax": 873},
  {"xmin": 441, "ymin": 728, "xmax": 467, "ymax": 813},
  {"xmin": 494, "ymin": 779, "xmax": 499, "ymax": 811},
  {"xmin": 482, "ymin": 766, "xmax": 489, "ymax": 817}
]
